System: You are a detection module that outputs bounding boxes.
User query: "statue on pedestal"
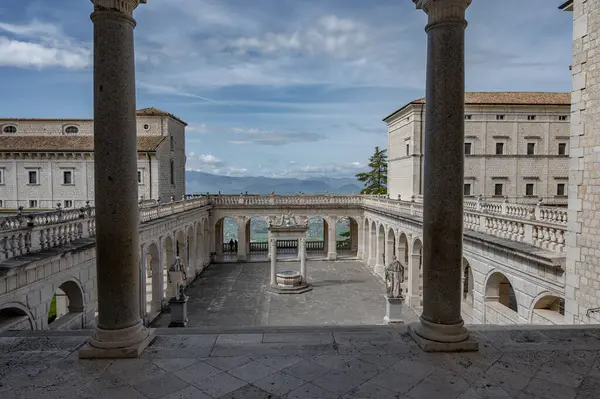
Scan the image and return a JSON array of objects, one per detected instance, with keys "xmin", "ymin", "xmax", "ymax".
[{"xmin": 385, "ymin": 256, "xmax": 404, "ymax": 299}]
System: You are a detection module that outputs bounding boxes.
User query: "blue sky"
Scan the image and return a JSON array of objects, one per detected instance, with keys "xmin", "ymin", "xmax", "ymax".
[{"xmin": 0, "ymin": 0, "xmax": 572, "ymax": 178}]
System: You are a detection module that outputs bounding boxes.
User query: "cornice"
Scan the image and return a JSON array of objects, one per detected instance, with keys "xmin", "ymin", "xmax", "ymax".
[
  {"xmin": 413, "ymin": 0, "xmax": 471, "ymax": 29},
  {"xmin": 91, "ymin": 0, "xmax": 146, "ymax": 16}
]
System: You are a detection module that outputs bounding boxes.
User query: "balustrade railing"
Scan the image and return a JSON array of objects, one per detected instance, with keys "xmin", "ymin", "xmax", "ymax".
[{"xmin": 1, "ymin": 193, "xmax": 569, "ymax": 263}]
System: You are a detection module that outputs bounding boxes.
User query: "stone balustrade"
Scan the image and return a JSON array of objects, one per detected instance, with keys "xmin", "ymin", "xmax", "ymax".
[{"xmin": 0, "ymin": 193, "xmax": 568, "ymax": 263}]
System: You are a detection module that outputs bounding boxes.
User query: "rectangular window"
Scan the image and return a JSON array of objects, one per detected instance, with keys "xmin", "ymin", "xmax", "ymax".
[
  {"xmin": 495, "ymin": 143, "xmax": 504, "ymax": 155},
  {"xmin": 0, "ymin": 168, "xmax": 4, "ymax": 185},
  {"xmin": 464, "ymin": 143, "xmax": 472, "ymax": 155},
  {"xmin": 170, "ymin": 160, "xmax": 175, "ymax": 185},
  {"xmin": 406, "ymin": 144, "xmax": 410, "ymax": 156},
  {"xmin": 29, "ymin": 200, "xmax": 38, "ymax": 208},
  {"xmin": 496, "ymin": 115, "xmax": 505, "ymax": 120},
  {"xmin": 63, "ymin": 170, "xmax": 73, "ymax": 185},
  {"xmin": 494, "ymin": 183, "xmax": 503, "ymax": 196},
  {"xmin": 0, "ymin": 200, "xmax": 3, "ymax": 208},
  {"xmin": 64, "ymin": 200, "xmax": 73, "ymax": 208},
  {"xmin": 465, "ymin": 115, "xmax": 472, "ymax": 120},
  {"xmin": 170, "ymin": 136, "xmax": 174, "ymax": 151},
  {"xmin": 28, "ymin": 170, "xmax": 38, "ymax": 185},
  {"xmin": 559, "ymin": 115, "xmax": 568, "ymax": 121},
  {"xmin": 557, "ymin": 183, "xmax": 566, "ymax": 196},
  {"xmin": 137, "ymin": 170, "xmax": 143, "ymax": 184},
  {"xmin": 525, "ymin": 183, "xmax": 534, "ymax": 196},
  {"xmin": 558, "ymin": 143, "xmax": 567, "ymax": 155},
  {"xmin": 463, "ymin": 183, "xmax": 471, "ymax": 196},
  {"xmin": 527, "ymin": 115, "xmax": 536, "ymax": 121},
  {"xmin": 527, "ymin": 142, "xmax": 536, "ymax": 155}
]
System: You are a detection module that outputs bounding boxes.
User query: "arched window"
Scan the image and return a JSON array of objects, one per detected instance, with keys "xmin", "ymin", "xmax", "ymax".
[
  {"xmin": 64, "ymin": 126, "xmax": 79, "ymax": 134},
  {"xmin": 170, "ymin": 159, "xmax": 175, "ymax": 185},
  {"xmin": 3, "ymin": 125, "xmax": 17, "ymax": 134}
]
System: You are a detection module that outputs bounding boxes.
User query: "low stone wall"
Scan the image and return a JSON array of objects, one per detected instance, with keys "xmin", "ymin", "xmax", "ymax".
[{"xmin": 485, "ymin": 302, "xmax": 519, "ymax": 325}]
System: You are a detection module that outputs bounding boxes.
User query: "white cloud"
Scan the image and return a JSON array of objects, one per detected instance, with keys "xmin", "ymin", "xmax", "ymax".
[
  {"xmin": 0, "ymin": 20, "xmax": 90, "ymax": 69},
  {"xmin": 197, "ymin": 154, "xmax": 223, "ymax": 166},
  {"xmin": 229, "ymin": 127, "xmax": 325, "ymax": 146}
]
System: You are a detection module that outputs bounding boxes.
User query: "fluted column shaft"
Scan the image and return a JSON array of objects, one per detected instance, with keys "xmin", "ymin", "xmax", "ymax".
[{"xmin": 270, "ymin": 238, "xmax": 277, "ymax": 285}]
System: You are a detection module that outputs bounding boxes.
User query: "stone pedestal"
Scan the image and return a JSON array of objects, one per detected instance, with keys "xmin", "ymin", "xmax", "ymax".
[
  {"xmin": 79, "ymin": 0, "xmax": 154, "ymax": 359},
  {"xmin": 384, "ymin": 297, "xmax": 405, "ymax": 324},
  {"xmin": 269, "ymin": 271, "xmax": 312, "ymax": 294},
  {"xmin": 168, "ymin": 296, "xmax": 188, "ymax": 328}
]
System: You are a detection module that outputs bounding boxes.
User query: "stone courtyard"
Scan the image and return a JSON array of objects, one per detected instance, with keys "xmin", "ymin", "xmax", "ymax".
[
  {"xmin": 2, "ymin": 325, "xmax": 600, "ymax": 398},
  {"xmin": 153, "ymin": 260, "xmax": 419, "ymax": 329}
]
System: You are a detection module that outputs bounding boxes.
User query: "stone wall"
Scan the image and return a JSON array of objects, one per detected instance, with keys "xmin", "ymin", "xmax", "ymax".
[
  {"xmin": 386, "ymin": 103, "xmax": 570, "ymax": 201},
  {"xmin": 565, "ymin": 0, "xmax": 600, "ymax": 324}
]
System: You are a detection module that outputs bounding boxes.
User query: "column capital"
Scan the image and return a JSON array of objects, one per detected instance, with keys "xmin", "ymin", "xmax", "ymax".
[
  {"xmin": 91, "ymin": 0, "xmax": 146, "ymax": 17},
  {"xmin": 413, "ymin": 0, "xmax": 471, "ymax": 28}
]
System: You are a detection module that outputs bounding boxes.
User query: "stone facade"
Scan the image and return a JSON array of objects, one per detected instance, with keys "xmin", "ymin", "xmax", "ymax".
[
  {"xmin": 385, "ymin": 93, "xmax": 570, "ymax": 203},
  {"xmin": 564, "ymin": 0, "xmax": 600, "ymax": 325},
  {"xmin": 0, "ymin": 109, "xmax": 187, "ymax": 209}
]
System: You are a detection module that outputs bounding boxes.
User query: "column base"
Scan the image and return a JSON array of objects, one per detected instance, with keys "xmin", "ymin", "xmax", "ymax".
[
  {"xmin": 79, "ymin": 321, "xmax": 155, "ymax": 359},
  {"xmin": 327, "ymin": 252, "xmax": 337, "ymax": 261},
  {"xmin": 407, "ymin": 319, "xmax": 478, "ymax": 353}
]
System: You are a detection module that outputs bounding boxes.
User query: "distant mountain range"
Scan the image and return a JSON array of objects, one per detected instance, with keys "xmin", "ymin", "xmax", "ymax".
[{"xmin": 186, "ymin": 171, "xmax": 363, "ymax": 195}]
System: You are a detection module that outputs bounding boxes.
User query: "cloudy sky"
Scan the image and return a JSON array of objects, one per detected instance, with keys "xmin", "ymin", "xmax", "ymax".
[{"xmin": 0, "ymin": 0, "xmax": 572, "ymax": 178}]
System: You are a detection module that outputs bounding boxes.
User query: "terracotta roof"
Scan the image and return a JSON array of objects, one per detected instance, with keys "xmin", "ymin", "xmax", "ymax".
[
  {"xmin": 0, "ymin": 108, "xmax": 188, "ymax": 126},
  {"xmin": 0, "ymin": 136, "xmax": 165, "ymax": 152},
  {"xmin": 383, "ymin": 92, "xmax": 570, "ymax": 122},
  {"xmin": 136, "ymin": 108, "xmax": 188, "ymax": 126}
]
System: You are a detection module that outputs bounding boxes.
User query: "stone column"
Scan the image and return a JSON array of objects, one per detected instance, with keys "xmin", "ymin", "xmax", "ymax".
[
  {"xmin": 408, "ymin": 0, "xmax": 477, "ymax": 352},
  {"xmin": 237, "ymin": 217, "xmax": 247, "ymax": 262},
  {"xmin": 80, "ymin": 0, "xmax": 153, "ymax": 359},
  {"xmin": 299, "ymin": 237, "xmax": 307, "ymax": 283},
  {"xmin": 356, "ymin": 219, "xmax": 364, "ymax": 259},
  {"xmin": 368, "ymin": 227, "xmax": 376, "ymax": 267},
  {"xmin": 407, "ymin": 251, "xmax": 421, "ymax": 308},
  {"xmin": 270, "ymin": 238, "xmax": 277, "ymax": 285},
  {"xmin": 327, "ymin": 216, "xmax": 337, "ymax": 260}
]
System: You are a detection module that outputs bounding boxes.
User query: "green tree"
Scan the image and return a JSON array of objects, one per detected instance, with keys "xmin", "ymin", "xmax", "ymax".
[{"xmin": 356, "ymin": 146, "xmax": 388, "ymax": 194}]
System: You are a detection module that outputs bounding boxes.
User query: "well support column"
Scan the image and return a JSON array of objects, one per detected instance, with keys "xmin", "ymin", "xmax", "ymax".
[
  {"xmin": 408, "ymin": 0, "xmax": 477, "ymax": 352},
  {"xmin": 270, "ymin": 238, "xmax": 277, "ymax": 285},
  {"xmin": 80, "ymin": 0, "xmax": 153, "ymax": 359},
  {"xmin": 327, "ymin": 216, "xmax": 337, "ymax": 260},
  {"xmin": 299, "ymin": 237, "xmax": 307, "ymax": 283}
]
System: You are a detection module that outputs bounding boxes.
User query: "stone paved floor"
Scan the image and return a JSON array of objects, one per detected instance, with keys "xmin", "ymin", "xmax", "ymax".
[
  {"xmin": 2, "ymin": 325, "xmax": 600, "ymax": 398},
  {"xmin": 153, "ymin": 260, "xmax": 419, "ymax": 328}
]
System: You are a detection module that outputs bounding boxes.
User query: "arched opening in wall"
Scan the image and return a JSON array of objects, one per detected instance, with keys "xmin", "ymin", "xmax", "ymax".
[
  {"xmin": 0, "ymin": 306, "xmax": 33, "ymax": 332},
  {"xmin": 247, "ymin": 216, "xmax": 269, "ymax": 260},
  {"xmin": 196, "ymin": 223, "xmax": 204, "ymax": 271},
  {"xmin": 176, "ymin": 230, "xmax": 186, "ymax": 268},
  {"xmin": 215, "ymin": 217, "xmax": 238, "ymax": 262},
  {"xmin": 336, "ymin": 216, "xmax": 358, "ymax": 258},
  {"xmin": 162, "ymin": 235, "xmax": 174, "ymax": 300},
  {"xmin": 412, "ymin": 238, "xmax": 423, "ymax": 299},
  {"xmin": 386, "ymin": 227, "xmax": 396, "ymax": 265},
  {"xmin": 532, "ymin": 295, "xmax": 565, "ymax": 325},
  {"xmin": 485, "ymin": 272, "xmax": 519, "ymax": 324},
  {"xmin": 368, "ymin": 220, "xmax": 377, "ymax": 267},
  {"xmin": 375, "ymin": 224, "xmax": 385, "ymax": 274},
  {"xmin": 186, "ymin": 226, "xmax": 195, "ymax": 276},
  {"xmin": 146, "ymin": 243, "xmax": 160, "ymax": 317},
  {"xmin": 306, "ymin": 216, "xmax": 328, "ymax": 258},
  {"xmin": 48, "ymin": 281, "xmax": 84, "ymax": 330},
  {"xmin": 462, "ymin": 258, "xmax": 475, "ymax": 321}
]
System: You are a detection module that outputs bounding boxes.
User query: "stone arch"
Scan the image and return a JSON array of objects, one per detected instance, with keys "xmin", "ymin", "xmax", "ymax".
[
  {"xmin": 335, "ymin": 216, "xmax": 359, "ymax": 255},
  {"xmin": 215, "ymin": 217, "xmax": 238, "ymax": 258},
  {"xmin": 306, "ymin": 216, "xmax": 328, "ymax": 256},
  {"xmin": 0, "ymin": 302, "xmax": 35, "ymax": 331},
  {"xmin": 462, "ymin": 257, "xmax": 474, "ymax": 306},
  {"xmin": 146, "ymin": 242, "xmax": 161, "ymax": 317},
  {"xmin": 398, "ymin": 232, "xmax": 409, "ymax": 265},
  {"xmin": 484, "ymin": 271, "xmax": 519, "ymax": 323},
  {"xmin": 48, "ymin": 279, "xmax": 85, "ymax": 330},
  {"xmin": 196, "ymin": 222, "xmax": 204, "ymax": 271},
  {"xmin": 375, "ymin": 223, "xmax": 386, "ymax": 274},
  {"xmin": 368, "ymin": 219, "xmax": 377, "ymax": 267},
  {"xmin": 162, "ymin": 235, "xmax": 174, "ymax": 298},
  {"xmin": 385, "ymin": 226, "xmax": 396, "ymax": 265},
  {"xmin": 186, "ymin": 225, "xmax": 195, "ymax": 275},
  {"xmin": 176, "ymin": 229, "xmax": 186, "ymax": 260},
  {"xmin": 246, "ymin": 216, "xmax": 269, "ymax": 256},
  {"xmin": 530, "ymin": 293, "xmax": 565, "ymax": 325}
]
